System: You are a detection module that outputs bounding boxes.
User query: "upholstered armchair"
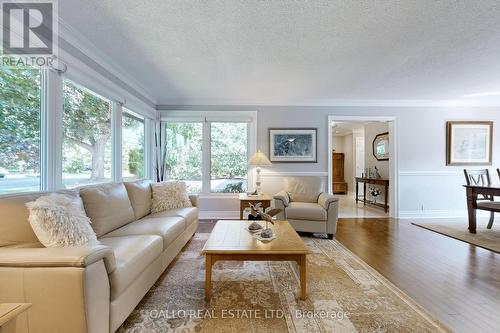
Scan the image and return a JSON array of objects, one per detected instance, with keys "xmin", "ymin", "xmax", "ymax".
[{"xmin": 273, "ymin": 177, "xmax": 339, "ymax": 239}]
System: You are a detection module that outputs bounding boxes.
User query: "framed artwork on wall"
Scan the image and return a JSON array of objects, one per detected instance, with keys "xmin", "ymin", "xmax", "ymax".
[
  {"xmin": 269, "ymin": 128, "xmax": 317, "ymax": 163},
  {"xmin": 446, "ymin": 121, "xmax": 493, "ymax": 166}
]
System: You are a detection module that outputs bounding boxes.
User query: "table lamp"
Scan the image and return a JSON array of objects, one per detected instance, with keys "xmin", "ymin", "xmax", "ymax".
[{"xmin": 248, "ymin": 150, "xmax": 272, "ymax": 194}]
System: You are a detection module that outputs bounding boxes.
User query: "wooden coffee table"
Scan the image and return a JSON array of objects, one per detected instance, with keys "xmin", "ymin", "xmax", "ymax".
[{"xmin": 201, "ymin": 220, "xmax": 311, "ymax": 301}]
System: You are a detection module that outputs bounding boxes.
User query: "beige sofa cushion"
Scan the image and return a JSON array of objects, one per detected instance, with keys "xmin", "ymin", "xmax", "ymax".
[
  {"xmin": 286, "ymin": 202, "xmax": 327, "ymax": 221},
  {"xmin": 150, "ymin": 207, "xmax": 198, "ymax": 225},
  {"xmin": 99, "ymin": 235, "xmax": 163, "ymax": 299},
  {"xmin": 284, "ymin": 177, "xmax": 323, "ymax": 203},
  {"xmin": 104, "ymin": 216, "xmax": 185, "ymax": 249},
  {"xmin": 124, "ymin": 180, "xmax": 152, "ymax": 219},
  {"xmin": 80, "ymin": 183, "xmax": 135, "ymax": 237},
  {"xmin": 0, "ymin": 193, "xmax": 45, "ymax": 247},
  {"xmin": 0, "ymin": 190, "xmax": 77, "ymax": 247}
]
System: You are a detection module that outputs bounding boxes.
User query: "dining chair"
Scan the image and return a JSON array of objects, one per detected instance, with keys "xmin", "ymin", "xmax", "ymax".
[{"xmin": 464, "ymin": 169, "xmax": 497, "ymax": 229}]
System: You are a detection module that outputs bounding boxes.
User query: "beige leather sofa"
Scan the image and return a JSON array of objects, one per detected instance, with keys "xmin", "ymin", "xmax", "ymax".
[
  {"xmin": 273, "ymin": 177, "xmax": 339, "ymax": 239},
  {"xmin": 0, "ymin": 180, "xmax": 198, "ymax": 333}
]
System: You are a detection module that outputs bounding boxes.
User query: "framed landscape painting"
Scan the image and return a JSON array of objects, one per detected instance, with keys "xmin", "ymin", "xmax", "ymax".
[
  {"xmin": 446, "ymin": 121, "xmax": 493, "ymax": 166},
  {"xmin": 269, "ymin": 128, "xmax": 317, "ymax": 163}
]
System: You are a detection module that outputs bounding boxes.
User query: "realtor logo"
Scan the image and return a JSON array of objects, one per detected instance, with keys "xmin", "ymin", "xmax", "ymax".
[{"xmin": 1, "ymin": 0, "xmax": 55, "ymax": 55}]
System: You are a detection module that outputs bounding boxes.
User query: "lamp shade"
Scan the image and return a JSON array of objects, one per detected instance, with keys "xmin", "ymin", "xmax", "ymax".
[{"xmin": 248, "ymin": 150, "xmax": 272, "ymax": 166}]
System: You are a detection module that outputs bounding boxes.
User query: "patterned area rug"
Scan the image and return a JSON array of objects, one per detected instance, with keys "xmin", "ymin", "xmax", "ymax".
[{"xmin": 120, "ymin": 234, "xmax": 449, "ymax": 332}]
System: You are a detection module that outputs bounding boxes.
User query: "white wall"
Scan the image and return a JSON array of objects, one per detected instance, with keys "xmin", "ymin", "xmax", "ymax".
[{"xmin": 164, "ymin": 105, "xmax": 500, "ymax": 219}]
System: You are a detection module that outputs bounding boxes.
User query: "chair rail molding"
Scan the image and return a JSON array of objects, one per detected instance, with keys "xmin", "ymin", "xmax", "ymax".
[{"xmin": 399, "ymin": 171, "xmax": 461, "ymax": 177}]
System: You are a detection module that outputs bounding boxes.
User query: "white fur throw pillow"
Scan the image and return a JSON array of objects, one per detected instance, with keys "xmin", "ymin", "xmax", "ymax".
[
  {"xmin": 151, "ymin": 181, "xmax": 192, "ymax": 213},
  {"xmin": 26, "ymin": 193, "xmax": 97, "ymax": 247}
]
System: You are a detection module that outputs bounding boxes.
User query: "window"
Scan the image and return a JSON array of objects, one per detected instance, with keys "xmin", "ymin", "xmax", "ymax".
[
  {"xmin": 210, "ymin": 122, "xmax": 248, "ymax": 193},
  {"xmin": 164, "ymin": 119, "xmax": 251, "ymax": 194},
  {"xmin": 122, "ymin": 109, "xmax": 145, "ymax": 180},
  {"xmin": 0, "ymin": 66, "xmax": 41, "ymax": 195},
  {"xmin": 165, "ymin": 123, "xmax": 203, "ymax": 193},
  {"xmin": 62, "ymin": 80, "xmax": 112, "ymax": 188}
]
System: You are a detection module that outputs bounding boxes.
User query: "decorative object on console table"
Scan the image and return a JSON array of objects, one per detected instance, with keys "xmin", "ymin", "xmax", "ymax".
[
  {"xmin": 332, "ymin": 152, "xmax": 348, "ymax": 194},
  {"xmin": 355, "ymin": 177, "xmax": 389, "ymax": 213},
  {"xmin": 269, "ymin": 128, "xmax": 317, "ymax": 163},
  {"xmin": 373, "ymin": 132, "xmax": 389, "ymax": 161},
  {"xmin": 370, "ymin": 187, "xmax": 381, "ymax": 204},
  {"xmin": 239, "ymin": 193, "xmax": 272, "ymax": 220},
  {"xmin": 248, "ymin": 150, "xmax": 272, "ymax": 194},
  {"xmin": 446, "ymin": 121, "xmax": 493, "ymax": 166}
]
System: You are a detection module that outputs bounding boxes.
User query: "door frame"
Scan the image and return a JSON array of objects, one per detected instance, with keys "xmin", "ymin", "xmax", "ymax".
[{"xmin": 327, "ymin": 115, "xmax": 399, "ymax": 218}]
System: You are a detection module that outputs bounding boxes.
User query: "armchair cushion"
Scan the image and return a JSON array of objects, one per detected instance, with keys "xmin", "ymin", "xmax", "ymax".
[
  {"xmin": 284, "ymin": 177, "xmax": 323, "ymax": 203},
  {"xmin": 286, "ymin": 202, "xmax": 327, "ymax": 221},
  {"xmin": 318, "ymin": 192, "xmax": 339, "ymax": 210},
  {"xmin": 0, "ymin": 244, "xmax": 116, "ymax": 273},
  {"xmin": 273, "ymin": 190, "xmax": 290, "ymax": 207}
]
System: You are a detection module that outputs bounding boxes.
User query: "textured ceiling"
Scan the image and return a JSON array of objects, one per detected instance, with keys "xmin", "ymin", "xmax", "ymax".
[{"xmin": 59, "ymin": 0, "xmax": 500, "ymax": 105}]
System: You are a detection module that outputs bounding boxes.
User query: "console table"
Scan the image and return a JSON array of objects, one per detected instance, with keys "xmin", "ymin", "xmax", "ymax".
[{"xmin": 355, "ymin": 177, "xmax": 389, "ymax": 213}]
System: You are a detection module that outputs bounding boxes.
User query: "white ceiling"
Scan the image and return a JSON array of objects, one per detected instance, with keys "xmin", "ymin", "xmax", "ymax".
[{"xmin": 59, "ymin": 0, "xmax": 500, "ymax": 105}]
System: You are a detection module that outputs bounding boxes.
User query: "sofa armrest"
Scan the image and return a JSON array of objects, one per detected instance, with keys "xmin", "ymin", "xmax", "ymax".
[
  {"xmin": 318, "ymin": 192, "xmax": 338, "ymax": 210},
  {"xmin": 273, "ymin": 190, "xmax": 290, "ymax": 207},
  {"xmin": 189, "ymin": 194, "xmax": 199, "ymax": 207},
  {"xmin": 0, "ymin": 244, "xmax": 116, "ymax": 273}
]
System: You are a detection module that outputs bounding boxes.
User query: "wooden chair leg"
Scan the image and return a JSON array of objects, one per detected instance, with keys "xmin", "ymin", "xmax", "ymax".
[{"xmin": 487, "ymin": 212, "xmax": 494, "ymax": 229}]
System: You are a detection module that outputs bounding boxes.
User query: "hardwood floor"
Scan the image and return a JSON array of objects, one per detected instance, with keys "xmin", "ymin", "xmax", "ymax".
[{"xmin": 197, "ymin": 218, "xmax": 500, "ymax": 333}]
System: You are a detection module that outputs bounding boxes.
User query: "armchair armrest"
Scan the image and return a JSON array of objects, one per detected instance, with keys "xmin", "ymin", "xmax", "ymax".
[
  {"xmin": 0, "ymin": 244, "xmax": 116, "ymax": 274},
  {"xmin": 189, "ymin": 194, "xmax": 199, "ymax": 207},
  {"xmin": 273, "ymin": 190, "xmax": 290, "ymax": 207},
  {"xmin": 318, "ymin": 192, "xmax": 338, "ymax": 210}
]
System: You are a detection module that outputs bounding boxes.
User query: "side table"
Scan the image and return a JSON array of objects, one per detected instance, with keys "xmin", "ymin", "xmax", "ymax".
[{"xmin": 238, "ymin": 193, "xmax": 272, "ymax": 219}]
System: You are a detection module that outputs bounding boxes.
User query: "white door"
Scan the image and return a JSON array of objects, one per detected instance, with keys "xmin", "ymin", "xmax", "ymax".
[{"xmin": 355, "ymin": 136, "xmax": 365, "ymax": 195}]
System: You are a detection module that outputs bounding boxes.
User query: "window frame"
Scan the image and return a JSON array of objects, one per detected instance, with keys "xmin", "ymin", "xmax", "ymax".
[
  {"xmin": 0, "ymin": 65, "xmax": 44, "ymax": 195},
  {"xmin": 61, "ymin": 78, "xmax": 115, "ymax": 188},
  {"xmin": 161, "ymin": 111, "xmax": 257, "ymax": 197},
  {"xmin": 121, "ymin": 108, "xmax": 146, "ymax": 181},
  {"xmin": 0, "ymin": 67, "xmax": 155, "ymax": 197}
]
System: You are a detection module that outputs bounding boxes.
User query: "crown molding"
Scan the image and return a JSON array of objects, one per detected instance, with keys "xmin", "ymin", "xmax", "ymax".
[
  {"xmin": 57, "ymin": 18, "xmax": 156, "ymax": 107},
  {"xmin": 157, "ymin": 98, "xmax": 500, "ymax": 108}
]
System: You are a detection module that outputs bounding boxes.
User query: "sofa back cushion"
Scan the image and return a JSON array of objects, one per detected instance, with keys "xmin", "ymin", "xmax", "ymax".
[
  {"xmin": 0, "ymin": 190, "xmax": 78, "ymax": 247},
  {"xmin": 80, "ymin": 183, "xmax": 135, "ymax": 237},
  {"xmin": 124, "ymin": 180, "xmax": 152, "ymax": 219},
  {"xmin": 284, "ymin": 176, "xmax": 324, "ymax": 203},
  {"xmin": 0, "ymin": 193, "xmax": 45, "ymax": 247}
]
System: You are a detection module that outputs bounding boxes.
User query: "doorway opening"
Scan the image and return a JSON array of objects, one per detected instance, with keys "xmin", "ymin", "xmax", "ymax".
[{"xmin": 327, "ymin": 116, "xmax": 398, "ymax": 218}]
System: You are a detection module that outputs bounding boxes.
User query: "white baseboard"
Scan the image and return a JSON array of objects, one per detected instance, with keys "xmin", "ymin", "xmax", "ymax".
[{"xmin": 199, "ymin": 211, "xmax": 240, "ymax": 220}]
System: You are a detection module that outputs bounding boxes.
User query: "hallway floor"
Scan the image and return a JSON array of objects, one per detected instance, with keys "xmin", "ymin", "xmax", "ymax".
[{"xmin": 336, "ymin": 192, "xmax": 390, "ymax": 218}]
